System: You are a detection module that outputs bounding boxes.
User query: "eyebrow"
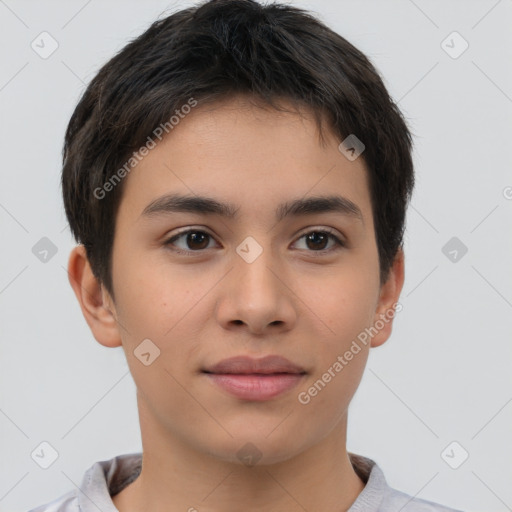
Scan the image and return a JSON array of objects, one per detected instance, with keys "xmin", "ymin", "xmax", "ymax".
[{"xmin": 140, "ymin": 193, "xmax": 364, "ymax": 224}]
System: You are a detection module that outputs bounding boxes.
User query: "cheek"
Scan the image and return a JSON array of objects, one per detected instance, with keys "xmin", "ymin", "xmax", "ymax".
[
  {"xmin": 113, "ymin": 250, "xmax": 193, "ymax": 335},
  {"xmin": 112, "ymin": 253, "xmax": 213, "ymax": 376},
  {"xmin": 295, "ymin": 287, "xmax": 372, "ymax": 428},
  {"xmin": 112, "ymin": 262, "xmax": 208, "ymax": 426},
  {"xmin": 297, "ymin": 262, "xmax": 379, "ymax": 337},
  {"xmin": 294, "ymin": 265, "xmax": 377, "ymax": 401}
]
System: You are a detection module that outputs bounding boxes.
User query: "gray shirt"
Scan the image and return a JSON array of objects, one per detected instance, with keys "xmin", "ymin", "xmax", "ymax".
[{"xmin": 28, "ymin": 452, "xmax": 463, "ymax": 511}]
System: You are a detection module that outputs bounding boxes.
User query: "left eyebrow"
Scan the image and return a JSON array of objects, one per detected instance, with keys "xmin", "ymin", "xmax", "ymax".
[{"xmin": 140, "ymin": 193, "xmax": 364, "ymax": 224}]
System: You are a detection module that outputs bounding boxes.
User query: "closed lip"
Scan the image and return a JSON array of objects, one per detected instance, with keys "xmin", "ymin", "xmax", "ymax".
[{"xmin": 202, "ymin": 355, "xmax": 306, "ymax": 375}]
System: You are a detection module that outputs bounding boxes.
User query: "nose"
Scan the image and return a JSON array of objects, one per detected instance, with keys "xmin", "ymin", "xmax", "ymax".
[{"xmin": 215, "ymin": 245, "xmax": 298, "ymax": 335}]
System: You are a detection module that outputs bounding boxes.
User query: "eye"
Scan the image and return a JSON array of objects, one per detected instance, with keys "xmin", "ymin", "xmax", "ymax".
[
  {"xmin": 292, "ymin": 228, "xmax": 345, "ymax": 253},
  {"xmin": 164, "ymin": 229, "xmax": 218, "ymax": 255},
  {"xmin": 164, "ymin": 227, "xmax": 346, "ymax": 256}
]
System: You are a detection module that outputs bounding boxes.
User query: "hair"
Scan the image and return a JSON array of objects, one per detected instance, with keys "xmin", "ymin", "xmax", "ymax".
[{"xmin": 62, "ymin": 0, "xmax": 414, "ymax": 298}]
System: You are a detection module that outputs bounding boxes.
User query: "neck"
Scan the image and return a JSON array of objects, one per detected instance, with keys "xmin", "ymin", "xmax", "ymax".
[{"xmin": 113, "ymin": 398, "xmax": 365, "ymax": 512}]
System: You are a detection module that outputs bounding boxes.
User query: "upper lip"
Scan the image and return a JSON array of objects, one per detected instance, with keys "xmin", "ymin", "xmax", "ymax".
[{"xmin": 202, "ymin": 355, "xmax": 306, "ymax": 375}]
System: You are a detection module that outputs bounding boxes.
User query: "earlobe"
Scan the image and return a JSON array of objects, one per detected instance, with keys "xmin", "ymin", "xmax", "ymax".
[
  {"xmin": 370, "ymin": 249, "xmax": 405, "ymax": 348},
  {"xmin": 67, "ymin": 245, "xmax": 122, "ymax": 348}
]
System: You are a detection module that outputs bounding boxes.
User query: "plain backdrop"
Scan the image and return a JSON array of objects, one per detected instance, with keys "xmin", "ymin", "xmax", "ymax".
[{"xmin": 0, "ymin": 1, "xmax": 511, "ymax": 511}]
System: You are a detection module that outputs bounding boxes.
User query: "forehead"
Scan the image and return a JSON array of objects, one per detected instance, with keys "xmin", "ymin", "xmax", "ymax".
[{"xmin": 116, "ymin": 96, "xmax": 372, "ymax": 225}]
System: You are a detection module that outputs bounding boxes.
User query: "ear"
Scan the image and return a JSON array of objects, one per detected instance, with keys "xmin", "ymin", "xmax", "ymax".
[
  {"xmin": 67, "ymin": 245, "xmax": 122, "ymax": 348},
  {"xmin": 370, "ymin": 248, "xmax": 405, "ymax": 348}
]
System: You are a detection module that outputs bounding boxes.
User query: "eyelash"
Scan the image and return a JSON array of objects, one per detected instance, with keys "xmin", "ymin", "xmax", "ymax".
[{"xmin": 164, "ymin": 228, "xmax": 346, "ymax": 257}]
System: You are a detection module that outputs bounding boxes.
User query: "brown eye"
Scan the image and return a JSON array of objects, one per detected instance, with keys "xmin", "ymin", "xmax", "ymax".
[
  {"xmin": 165, "ymin": 230, "xmax": 216, "ymax": 254},
  {"xmin": 183, "ymin": 231, "xmax": 210, "ymax": 250},
  {"xmin": 305, "ymin": 231, "xmax": 329, "ymax": 250},
  {"xmin": 293, "ymin": 229, "xmax": 345, "ymax": 253}
]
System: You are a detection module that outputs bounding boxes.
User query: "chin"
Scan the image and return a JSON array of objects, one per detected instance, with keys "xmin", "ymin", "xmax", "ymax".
[{"xmin": 200, "ymin": 430, "xmax": 311, "ymax": 467}]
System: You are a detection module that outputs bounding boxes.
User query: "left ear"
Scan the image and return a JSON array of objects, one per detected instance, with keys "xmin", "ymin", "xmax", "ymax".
[{"xmin": 370, "ymin": 248, "xmax": 405, "ymax": 348}]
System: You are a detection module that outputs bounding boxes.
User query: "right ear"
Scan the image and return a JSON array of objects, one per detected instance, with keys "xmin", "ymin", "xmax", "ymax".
[{"xmin": 67, "ymin": 245, "xmax": 122, "ymax": 348}]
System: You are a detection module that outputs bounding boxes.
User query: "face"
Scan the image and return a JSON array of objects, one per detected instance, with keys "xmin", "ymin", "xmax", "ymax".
[{"xmin": 89, "ymin": 95, "xmax": 403, "ymax": 465}]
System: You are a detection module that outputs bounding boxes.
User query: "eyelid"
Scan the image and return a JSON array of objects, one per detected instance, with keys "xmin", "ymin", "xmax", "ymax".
[
  {"xmin": 167, "ymin": 225, "xmax": 216, "ymax": 239},
  {"xmin": 294, "ymin": 225, "xmax": 345, "ymax": 242}
]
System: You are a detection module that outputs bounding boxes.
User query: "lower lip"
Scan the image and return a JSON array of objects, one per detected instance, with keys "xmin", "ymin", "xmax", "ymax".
[{"xmin": 204, "ymin": 373, "xmax": 305, "ymax": 401}]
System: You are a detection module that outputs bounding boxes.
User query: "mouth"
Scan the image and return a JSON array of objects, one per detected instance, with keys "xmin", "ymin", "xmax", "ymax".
[{"xmin": 201, "ymin": 355, "xmax": 307, "ymax": 401}]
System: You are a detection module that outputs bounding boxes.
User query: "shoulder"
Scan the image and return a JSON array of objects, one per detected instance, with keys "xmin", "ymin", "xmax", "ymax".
[
  {"xmin": 27, "ymin": 452, "xmax": 142, "ymax": 512},
  {"xmin": 381, "ymin": 487, "xmax": 464, "ymax": 512},
  {"xmin": 27, "ymin": 490, "xmax": 78, "ymax": 512},
  {"xmin": 348, "ymin": 453, "xmax": 464, "ymax": 512}
]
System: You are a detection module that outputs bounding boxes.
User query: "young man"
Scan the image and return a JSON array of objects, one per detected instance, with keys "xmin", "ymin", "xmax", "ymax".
[{"xmin": 30, "ymin": 0, "xmax": 462, "ymax": 510}]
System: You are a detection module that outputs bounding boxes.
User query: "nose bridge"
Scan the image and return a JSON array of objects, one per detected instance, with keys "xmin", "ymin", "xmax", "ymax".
[
  {"xmin": 215, "ymin": 235, "xmax": 297, "ymax": 332},
  {"xmin": 233, "ymin": 237, "xmax": 280, "ymax": 304}
]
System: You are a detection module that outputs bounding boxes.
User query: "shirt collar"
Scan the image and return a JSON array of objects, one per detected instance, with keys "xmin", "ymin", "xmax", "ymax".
[{"xmin": 77, "ymin": 451, "xmax": 387, "ymax": 512}]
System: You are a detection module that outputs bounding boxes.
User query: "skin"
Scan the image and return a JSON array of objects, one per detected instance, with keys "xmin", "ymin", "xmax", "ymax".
[{"xmin": 68, "ymin": 95, "xmax": 404, "ymax": 512}]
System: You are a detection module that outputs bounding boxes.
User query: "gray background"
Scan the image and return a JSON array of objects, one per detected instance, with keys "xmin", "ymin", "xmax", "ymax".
[{"xmin": 1, "ymin": 1, "xmax": 511, "ymax": 511}]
